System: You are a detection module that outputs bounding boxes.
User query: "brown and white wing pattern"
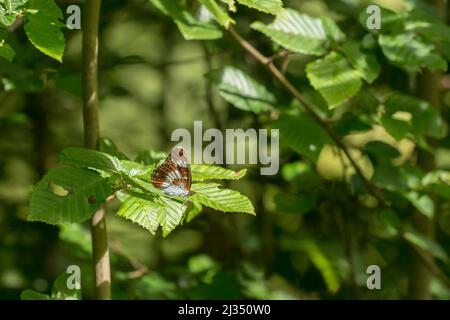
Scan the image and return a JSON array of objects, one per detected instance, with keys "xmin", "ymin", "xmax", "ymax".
[{"xmin": 151, "ymin": 147, "xmax": 193, "ymax": 197}]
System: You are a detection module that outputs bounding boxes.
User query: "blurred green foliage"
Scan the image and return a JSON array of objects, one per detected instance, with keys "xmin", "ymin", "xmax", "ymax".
[{"xmin": 1, "ymin": 0, "xmax": 450, "ymax": 300}]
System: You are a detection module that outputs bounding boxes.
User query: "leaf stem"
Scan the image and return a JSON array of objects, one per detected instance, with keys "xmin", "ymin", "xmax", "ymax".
[{"xmin": 82, "ymin": 0, "xmax": 111, "ymax": 300}]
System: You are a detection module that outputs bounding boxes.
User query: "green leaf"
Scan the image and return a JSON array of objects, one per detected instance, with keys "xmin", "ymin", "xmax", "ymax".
[
  {"xmin": 372, "ymin": 164, "xmax": 423, "ymax": 193},
  {"xmin": 422, "ymin": 171, "xmax": 450, "ymax": 200},
  {"xmin": 282, "ymin": 239, "xmax": 340, "ymax": 292},
  {"xmin": 185, "ymin": 201, "xmax": 203, "ymax": 222},
  {"xmin": 379, "ymin": 33, "xmax": 447, "ymax": 72},
  {"xmin": 404, "ymin": 226, "xmax": 448, "ymax": 263},
  {"xmin": 306, "ymin": 51, "xmax": 362, "ymax": 108},
  {"xmin": 0, "ymin": 25, "xmax": 14, "ymax": 61},
  {"xmin": 236, "ymin": 0, "xmax": 282, "ymax": 14},
  {"xmin": 372, "ymin": 163, "xmax": 407, "ymax": 192},
  {"xmin": 405, "ymin": 19, "xmax": 450, "ymax": 44},
  {"xmin": 0, "ymin": 0, "xmax": 28, "ymax": 26},
  {"xmin": 29, "ymin": 167, "xmax": 112, "ymax": 224},
  {"xmin": 119, "ymin": 160, "xmax": 153, "ymax": 177},
  {"xmin": 220, "ymin": 0, "xmax": 236, "ymax": 12},
  {"xmin": 0, "ymin": 12, "xmax": 17, "ymax": 26},
  {"xmin": 384, "ymin": 93, "xmax": 446, "ymax": 139},
  {"xmin": 333, "ymin": 113, "xmax": 372, "ymax": 136},
  {"xmin": 191, "ymin": 183, "xmax": 255, "ymax": 215},
  {"xmin": 157, "ymin": 197, "xmax": 187, "ymax": 236},
  {"xmin": 198, "ymin": 0, "xmax": 234, "ymax": 28},
  {"xmin": 304, "ymin": 241, "xmax": 340, "ymax": 293},
  {"xmin": 51, "ymin": 272, "xmax": 81, "ymax": 300},
  {"xmin": 135, "ymin": 149, "xmax": 167, "ymax": 165},
  {"xmin": 206, "ymin": 66, "xmax": 276, "ymax": 113},
  {"xmin": 321, "ymin": 16, "xmax": 345, "ymax": 43},
  {"xmin": 117, "ymin": 192, "xmax": 161, "ymax": 235},
  {"xmin": 251, "ymin": 9, "xmax": 330, "ymax": 56},
  {"xmin": 363, "ymin": 141, "xmax": 401, "ymax": 164},
  {"xmin": 4, "ymin": 0, "xmax": 28, "ymax": 11},
  {"xmin": 123, "ymin": 175, "xmax": 167, "ymax": 198},
  {"xmin": 98, "ymin": 137, "xmax": 130, "ymax": 160},
  {"xmin": 359, "ymin": 5, "xmax": 404, "ymax": 33},
  {"xmin": 150, "ymin": 0, "xmax": 223, "ymax": 40},
  {"xmin": 380, "ymin": 114, "xmax": 410, "ymax": 141},
  {"xmin": 0, "ymin": 39, "xmax": 14, "ymax": 61},
  {"xmin": 117, "ymin": 191, "xmax": 187, "ymax": 236},
  {"xmin": 271, "ymin": 113, "xmax": 333, "ymax": 162},
  {"xmin": 24, "ymin": 0, "xmax": 65, "ymax": 62},
  {"xmin": 20, "ymin": 289, "xmax": 51, "ymax": 300},
  {"xmin": 22, "ymin": 271, "xmax": 81, "ymax": 300},
  {"xmin": 191, "ymin": 164, "xmax": 246, "ymax": 181},
  {"xmin": 352, "ymin": 89, "xmax": 380, "ymax": 117},
  {"xmin": 404, "ymin": 1, "xmax": 450, "ymax": 43},
  {"xmin": 341, "ymin": 42, "xmax": 380, "ymax": 84},
  {"xmin": 59, "ymin": 147, "xmax": 122, "ymax": 173},
  {"xmin": 403, "ymin": 191, "xmax": 434, "ymax": 219}
]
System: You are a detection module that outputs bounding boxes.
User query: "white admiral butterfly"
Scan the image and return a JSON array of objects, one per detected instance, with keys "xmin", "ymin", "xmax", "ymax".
[{"xmin": 151, "ymin": 147, "xmax": 194, "ymax": 198}]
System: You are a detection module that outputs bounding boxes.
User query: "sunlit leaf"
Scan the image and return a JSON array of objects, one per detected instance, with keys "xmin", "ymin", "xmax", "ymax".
[
  {"xmin": 185, "ymin": 201, "xmax": 203, "ymax": 222},
  {"xmin": 206, "ymin": 66, "xmax": 276, "ymax": 113},
  {"xmin": 236, "ymin": 0, "xmax": 283, "ymax": 14},
  {"xmin": 341, "ymin": 42, "xmax": 380, "ymax": 84},
  {"xmin": 59, "ymin": 147, "xmax": 122, "ymax": 173},
  {"xmin": 191, "ymin": 164, "xmax": 246, "ymax": 181},
  {"xmin": 251, "ymin": 9, "xmax": 330, "ymax": 56},
  {"xmin": 117, "ymin": 192, "xmax": 161, "ymax": 235},
  {"xmin": 306, "ymin": 52, "xmax": 362, "ymax": 108},
  {"xmin": 24, "ymin": 0, "xmax": 65, "ymax": 61},
  {"xmin": 117, "ymin": 191, "xmax": 186, "ymax": 236},
  {"xmin": 191, "ymin": 183, "xmax": 255, "ymax": 215},
  {"xmin": 220, "ymin": 0, "xmax": 236, "ymax": 12},
  {"xmin": 198, "ymin": 0, "xmax": 234, "ymax": 27},
  {"xmin": 150, "ymin": 0, "xmax": 223, "ymax": 40},
  {"xmin": 157, "ymin": 197, "xmax": 187, "ymax": 236},
  {"xmin": 379, "ymin": 33, "xmax": 447, "ymax": 72},
  {"xmin": 29, "ymin": 167, "xmax": 111, "ymax": 224}
]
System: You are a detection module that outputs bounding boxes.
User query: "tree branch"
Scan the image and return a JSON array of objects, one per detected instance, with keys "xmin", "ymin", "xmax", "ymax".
[
  {"xmin": 228, "ymin": 26, "xmax": 388, "ymax": 208},
  {"xmin": 82, "ymin": 0, "xmax": 111, "ymax": 300}
]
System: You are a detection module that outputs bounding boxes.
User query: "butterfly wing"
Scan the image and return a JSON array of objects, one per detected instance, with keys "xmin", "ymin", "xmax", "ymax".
[
  {"xmin": 173, "ymin": 148, "xmax": 192, "ymax": 194},
  {"xmin": 151, "ymin": 147, "xmax": 192, "ymax": 197}
]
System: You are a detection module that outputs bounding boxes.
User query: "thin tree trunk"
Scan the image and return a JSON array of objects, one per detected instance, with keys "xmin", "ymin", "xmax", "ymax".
[{"xmin": 82, "ymin": 0, "xmax": 111, "ymax": 300}]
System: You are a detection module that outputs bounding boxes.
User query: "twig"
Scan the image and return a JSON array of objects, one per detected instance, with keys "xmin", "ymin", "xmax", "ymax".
[
  {"xmin": 82, "ymin": 0, "xmax": 111, "ymax": 300},
  {"xmin": 267, "ymin": 49, "xmax": 292, "ymax": 63},
  {"xmin": 228, "ymin": 26, "xmax": 388, "ymax": 208}
]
